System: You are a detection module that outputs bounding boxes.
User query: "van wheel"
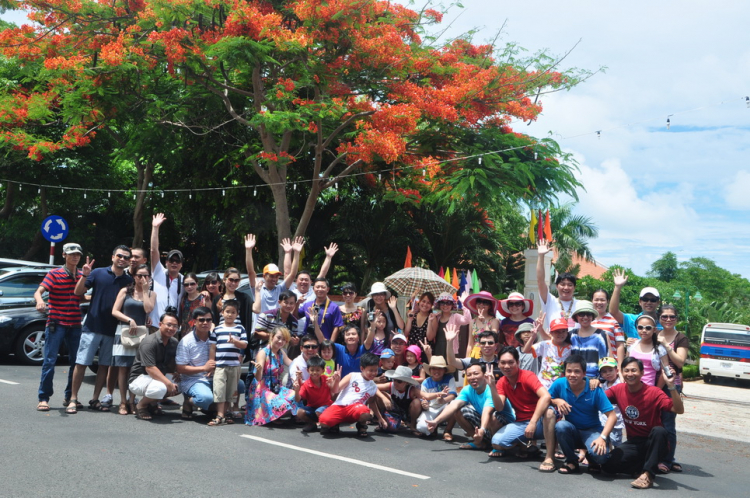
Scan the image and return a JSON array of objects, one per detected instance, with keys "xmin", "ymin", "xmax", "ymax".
[{"xmin": 703, "ymin": 375, "xmax": 711, "ymax": 384}]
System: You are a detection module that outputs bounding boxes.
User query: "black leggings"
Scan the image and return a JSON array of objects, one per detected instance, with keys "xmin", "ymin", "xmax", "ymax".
[{"xmin": 602, "ymin": 426, "xmax": 669, "ymax": 476}]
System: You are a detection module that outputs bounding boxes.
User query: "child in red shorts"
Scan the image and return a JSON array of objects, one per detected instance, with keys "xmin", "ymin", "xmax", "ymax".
[{"xmin": 293, "ymin": 355, "xmax": 333, "ymax": 432}]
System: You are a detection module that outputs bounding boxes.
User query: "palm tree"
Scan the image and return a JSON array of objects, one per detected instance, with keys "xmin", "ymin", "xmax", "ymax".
[{"xmin": 534, "ymin": 203, "xmax": 598, "ymax": 274}]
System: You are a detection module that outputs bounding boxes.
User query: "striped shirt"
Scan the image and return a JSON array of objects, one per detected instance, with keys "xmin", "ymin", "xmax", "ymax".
[
  {"xmin": 175, "ymin": 331, "xmax": 211, "ymax": 393},
  {"xmin": 40, "ymin": 267, "xmax": 83, "ymax": 327},
  {"xmin": 210, "ymin": 323, "xmax": 247, "ymax": 367},
  {"xmin": 592, "ymin": 313, "xmax": 626, "ymax": 359}
]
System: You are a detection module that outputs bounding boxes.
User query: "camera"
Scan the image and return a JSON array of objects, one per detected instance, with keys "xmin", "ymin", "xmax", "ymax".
[
  {"xmin": 368, "ymin": 312, "xmax": 375, "ymax": 322},
  {"xmin": 313, "ymin": 304, "xmax": 321, "ymax": 313}
]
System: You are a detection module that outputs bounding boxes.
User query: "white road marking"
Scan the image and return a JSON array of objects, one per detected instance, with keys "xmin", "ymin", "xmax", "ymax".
[
  {"xmin": 0, "ymin": 379, "xmax": 20, "ymax": 385},
  {"xmin": 240, "ymin": 434, "xmax": 430, "ymax": 480}
]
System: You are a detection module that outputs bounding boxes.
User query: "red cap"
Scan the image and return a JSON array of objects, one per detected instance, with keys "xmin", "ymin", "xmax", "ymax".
[{"xmin": 549, "ymin": 318, "xmax": 569, "ymax": 332}]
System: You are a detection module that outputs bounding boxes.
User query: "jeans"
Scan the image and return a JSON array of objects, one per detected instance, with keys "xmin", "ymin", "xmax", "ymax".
[
  {"xmin": 184, "ymin": 379, "xmax": 214, "ymax": 411},
  {"xmin": 661, "ymin": 384, "xmax": 681, "ymax": 464},
  {"xmin": 555, "ymin": 420, "xmax": 610, "ymax": 465},
  {"xmin": 38, "ymin": 324, "xmax": 81, "ymax": 402},
  {"xmin": 603, "ymin": 426, "xmax": 669, "ymax": 476}
]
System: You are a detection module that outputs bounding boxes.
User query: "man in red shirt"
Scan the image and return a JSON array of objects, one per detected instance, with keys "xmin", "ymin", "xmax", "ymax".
[
  {"xmin": 34, "ymin": 243, "xmax": 86, "ymax": 412},
  {"xmin": 487, "ymin": 347, "xmax": 557, "ymax": 473},
  {"xmin": 602, "ymin": 356, "xmax": 685, "ymax": 489}
]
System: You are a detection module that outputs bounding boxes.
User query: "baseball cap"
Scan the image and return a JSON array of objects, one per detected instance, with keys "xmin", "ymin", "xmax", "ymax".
[
  {"xmin": 391, "ymin": 333, "xmax": 407, "ymax": 343},
  {"xmin": 639, "ymin": 287, "xmax": 660, "ymax": 299},
  {"xmin": 598, "ymin": 357, "xmax": 618, "ymax": 370},
  {"xmin": 380, "ymin": 349, "xmax": 395, "ymax": 359},
  {"xmin": 263, "ymin": 263, "xmax": 282, "ymax": 275},
  {"xmin": 62, "ymin": 243, "xmax": 83, "ymax": 255},
  {"xmin": 549, "ymin": 318, "xmax": 569, "ymax": 332},
  {"xmin": 167, "ymin": 249, "xmax": 183, "ymax": 262}
]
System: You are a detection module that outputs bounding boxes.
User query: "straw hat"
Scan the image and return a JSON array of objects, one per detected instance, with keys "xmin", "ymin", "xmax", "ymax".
[
  {"xmin": 425, "ymin": 355, "xmax": 456, "ymax": 374},
  {"xmin": 498, "ymin": 292, "xmax": 533, "ymax": 318},
  {"xmin": 464, "ymin": 291, "xmax": 499, "ymax": 316}
]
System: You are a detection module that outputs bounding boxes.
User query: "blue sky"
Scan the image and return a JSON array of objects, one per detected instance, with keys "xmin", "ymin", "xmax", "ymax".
[{"xmin": 3, "ymin": 2, "xmax": 750, "ymax": 279}]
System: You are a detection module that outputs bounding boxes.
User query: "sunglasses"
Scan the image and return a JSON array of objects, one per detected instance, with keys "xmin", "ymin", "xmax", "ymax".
[
  {"xmin": 227, "ymin": 278, "xmax": 241, "ymax": 283},
  {"xmin": 576, "ymin": 312, "xmax": 595, "ymax": 318},
  {"xmin": 342, "ymin": 291, "xmax": 355, "ymax": 296},
  {"xmin": 660, "ymin": 315, "xmax": 677, "ymax": 320},
  {"xmin": 641, "ymin": 297, "xmax": 659, "ymax": 303},
  {"xmin": 302, "ymin": 344, "xmax": 319, "ymax": 350},
  {"xmin": 168, "ymin": 259, "xmax": 181, "ymax": 264},
  {"xmin": 184, "ymin": 282, "xmax": 197, "ymax": 287},
  {"xmin": 196, "ymin": 317, "xmax": 212, "ymax": 323},
  {"xmin": 115, "ymin": 254, "xmax": 131, "ymax": 260},
  {"xmin": 507, "ymin": 301, "xmax": 524, "ymax": 307},
  {"xmin": 637, "ymin": 325, "xmax": 654, "ymax": 331},
  {"xmin": 479, "ymin": 341, "xmax": 495, "ymax": 346}
]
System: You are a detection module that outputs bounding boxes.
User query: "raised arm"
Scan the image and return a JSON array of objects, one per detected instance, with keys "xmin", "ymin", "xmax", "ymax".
[
  {"xmin": 283, "ymin": 237, "xmax": 304, "ymax": 289},
  {"xmin": 363, "ymin": 314, "xmax": 377, "ymax": 350},
  {"xmin": 444, "ymin": 323, "xmax": 463, "ymax": 370},
  {"xmin": 486, "ymin": 368, "xmax": 506, "ymax": 411},
  {"xmin": 317, "ymin": 243, "xmax": 339, "ymax": 279},
  {"xmin": 74, "ymin": 257, "xmax": 94, "ymax": 296},
  {"xmin": 426, "ymin": 312, "xmax": 437, "ymax": 341},
  {"xmin": 536, "ymin": 239, "xmax": 551, "ymax": 304},
  {"xmin": 608, "ymin": 269, "xmax": 628, "ymax": 324},
  {"xmin": 388, "ymin": 295, "xmax": 405, "ymax": 330},
  {"xmin": 244, "ymin": 234, "xmax": 257, "ymax": 289},
  {"xmin": 150, "ymin": 213, "xmax": 166, "ymax": 273},
  {"xmin": 252, "ymin": 279, "xmax": 263, "ymax": 314}
]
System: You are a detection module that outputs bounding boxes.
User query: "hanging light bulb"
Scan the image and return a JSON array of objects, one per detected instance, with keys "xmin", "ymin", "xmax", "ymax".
[
  {"xmin": 534, "ymin": 152, "xmax": 538, "ymax": 160},
  {"xmin": 478, "ymin": 157, "xmax": 482, "ymax": 165},
  {"xmin": 222, "ymin": 189, "xmax": 226, "ymax": 197},
  {"xmin": 84, "ymin": 192, "xmax": 87, "ymax": 199},
  {"xmin": 378, "ymin": 173, "xmax": 382, "ymax": 181},
  {"xmin": 38, "ymin": 188, "xmax": 41, "ymax": 194},
  {"xmin": 161, "ymin": 191, "xmax": 164, "ymax": 198},
  {"xmin": 189, "ymin": 192, "xmax": 192, "ymax": 199},
  {"xmin": 18, "ymin": 184, "xmax": 22, "ymax": 191},
  {"xmin": 107, "ymin": 191, "xmax": 111, "ymax": 198},
  {"xmin": 293, "ymin": 183, "xmax": 297, "ymax": 191},
  {"xmin": 253, "ymin": 187, "xmax": 257, "ymax": 196}
]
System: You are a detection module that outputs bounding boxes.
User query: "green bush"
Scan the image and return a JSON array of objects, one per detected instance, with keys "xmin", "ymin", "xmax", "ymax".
[{"xmin": 682, "ymin": 364, "xmax": 699, "ymax": 379}]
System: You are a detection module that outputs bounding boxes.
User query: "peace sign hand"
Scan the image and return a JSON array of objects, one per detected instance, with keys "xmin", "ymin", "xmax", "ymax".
[
  {"xmin": 82, "ymin": 256, "xmax": 95, "ymax": 277},
  {"xmin": 418, "ymin": 338, "xmax": 432, "ymax": 357}
]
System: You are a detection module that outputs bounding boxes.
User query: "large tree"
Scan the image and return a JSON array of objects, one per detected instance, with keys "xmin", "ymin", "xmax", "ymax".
[{"xmin": 0, "ymin": 0, "xmax": 589, "ymax": 263}]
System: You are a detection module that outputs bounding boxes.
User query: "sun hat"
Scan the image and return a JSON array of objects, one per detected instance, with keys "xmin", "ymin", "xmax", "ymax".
[
  {"xmin": 263, "ymin": 263, "xmax": 282, "ymax": 275},
  {"xmin": 571, "ymin": 300, "xmax": 599, "ymax": 321},
  {"xmin": 425, "ymin": 355, "xmax": 456, "ymax": 374},
  {"xmin": 62, "ymin": 243, "xmax": 83, "ymax": 255},
  {"xmin": 498, "ymin": 292, "xmax": 533, "ymax": 318},
  {"xmin": 433, "ymin": 292, "xmax": 456, "ymax": 310},
  {"xmin": 384, "ymin": 365, "xmax": 422, "ymax": 387},
  {"xmin": 391, "ymin": 333, "xmax": 407, "ymax": 343},
  {"xmin": 380, "ymin": 348, "xmax": 395, "ymax": 359},
  {"xmin": 405, "ymin": 344, "xmax": 422, "ymax": 363},
  {"xmin": 464, "ymin": 291, "xmax": 499, "ymax": 316},
  {"xmin": 549, "ymin": 318, "xmax": 569, "ymax": 332},
  {"xmin": 639, "ymin": 287, "xmax": 660, "ymax": 299},
  {"xmin": 367, "ymin": 282, "xmax": 391, "ymax": 298},
  {"xmin": 598, "ymin": 357, "xmax": 618, "ymax": 371},
  {"xmin": 514, "ymin": 322, "xmax": 537, "ymax": 344}
]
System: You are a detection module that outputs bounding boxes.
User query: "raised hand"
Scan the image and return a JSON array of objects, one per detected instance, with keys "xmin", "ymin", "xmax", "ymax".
[
  {"xmin": 152, "ymin": 213, "xmax": 167, "ymax": 228},
  {"xmin": 459, "ymin": 289, "xmax": 469, "ymax": 304},
  {"xmin": 613, "ymin": 268, "xmax": 628, "ymax": 287},
  {"xmin": 81, "ymin": 256, "xmax": 95, "ymax": 276},
  {"xmin": 332, "ymin": 365, "xmax": 342, "ymax": 384},
  {"xmin": 255, "ymin": 279, "xmax": 264, "ymax": 292},
  {"xmin": 444, "ymin": 323, "xmax": 459, "ymax": 342},
  {"xmin": 484, "ymin": 366, "xmax": 495, "ymax": 387},
  {"xmin": 418, "ymin": 339, "xmax": 432, "ymax": 357},
  {"xmin": 388, "ymin": 295, "xmax": 398, "ymax": 308},
  {"xmin": 280, "ymin": 238, "xmax": 292, "ymax": 252},
  {"xmin": 244, "ymin": 234, "xmax": 256, "ymax": 250},
  {"xmin": 291, "ymin": 236, "xmax": 305, "ymax": 253},
  {"xmin": 533, "ymin": 312, "xmax": 546, "ymax": 332},
  {"xmin": 537, "ymin": 239, "xmax": 551, "ymax": 255},
  {"xmin": 324, "ymin": 242, "xmax": 339, "ymax": 258}
]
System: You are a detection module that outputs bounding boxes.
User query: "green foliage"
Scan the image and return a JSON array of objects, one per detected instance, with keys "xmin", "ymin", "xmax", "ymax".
[
  {"xmin": 682, "ymin": 364, "xmax": 699, "ymax": 379},
  {"xmin": 647, "ymin": 251, "xmax": 678, "ymax": 282}
]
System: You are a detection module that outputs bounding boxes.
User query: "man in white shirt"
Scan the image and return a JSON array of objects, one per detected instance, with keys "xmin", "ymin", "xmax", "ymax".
[{"xmin": 149, "ymin": 213, "xmax": 184, "ymax": 327}]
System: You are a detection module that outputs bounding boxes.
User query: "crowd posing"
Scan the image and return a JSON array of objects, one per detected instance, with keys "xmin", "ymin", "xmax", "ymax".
[{"xmin": 34, "ymin": 217, "xmax": 688, "ymax": 489}]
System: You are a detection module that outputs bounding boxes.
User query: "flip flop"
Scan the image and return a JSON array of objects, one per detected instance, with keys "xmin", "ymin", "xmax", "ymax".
[
  {"xmin": 670, "ymin": 463, "xmax": 683, "ymax": 473},
  {"xmin": 37, "ymin": 401, "xmax": 50, "ymax": 412},
  {"xmin": 459, "ymin": 442, "xmax": 483, "ymax": 450},
  {"xmin": 65, "ymin": 399, "xmax": 78, "ymax": 414},
  {"xmin": 657, "ymin": 463, "xmax": 670, "ymax": 474},
  {"xmin": 488, "ymin": 449, "xmax": 505, "ymax": 458},
  {"xmin": 442, "ymin": 432, "xmax": 454, "ymax": 442},
  {"xmin": 539, "ymin": 461, "xmax": 556, "ymax": 473},
  {"xmin": 558, "ymin": 462, "xmax": 580, "ymax": 475},
  {"xmin": 356, "ymin": 422, "xmax": 368, "ymax": 437}
]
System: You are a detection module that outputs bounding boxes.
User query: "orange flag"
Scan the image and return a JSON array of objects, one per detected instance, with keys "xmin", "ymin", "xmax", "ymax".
[
  {"xmin": 404, "ymin": 246, "xmax": 413, "ymax": 268},
  {"xmin": 544, "ymin": 209, "xmax": 552, "ymax": 241},
  {"xmin": 451, "ymin": 268, "xmax": 459, "ymax": 298}
]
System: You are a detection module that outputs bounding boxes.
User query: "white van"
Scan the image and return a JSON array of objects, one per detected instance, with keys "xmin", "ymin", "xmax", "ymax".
[{"xmin": 700, "ymin": 322, "xmax": 750, "ymax": 382}]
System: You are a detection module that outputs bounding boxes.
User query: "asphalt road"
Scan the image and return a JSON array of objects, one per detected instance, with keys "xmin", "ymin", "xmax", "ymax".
[{"xmin": 0, "ymin": 359, "xmax": 747, "ymax": 498}]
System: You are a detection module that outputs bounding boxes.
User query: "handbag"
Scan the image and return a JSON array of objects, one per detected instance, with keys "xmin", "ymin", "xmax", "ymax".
[{"xmin": 120, "ymin": 324, "xmax": 148, "ymax": 347}]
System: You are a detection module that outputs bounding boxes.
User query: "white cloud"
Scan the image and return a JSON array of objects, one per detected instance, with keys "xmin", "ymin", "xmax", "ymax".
[{"xmin": 725, "ymin": 171, "xmax": 750, "ymax": 210}]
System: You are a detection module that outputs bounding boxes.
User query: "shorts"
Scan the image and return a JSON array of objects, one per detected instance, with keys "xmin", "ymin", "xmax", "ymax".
[
  {"xmin": 129, "ymin": 373, "xmax": 178, "ymax": 400},
  {"xmin": 318, "ymin": 403, "xmax": 370, "ymax": 427},
  {"xmin": 75, "ymin": 331, "xmax": 114, "ymax": 366},
  {"xmin": 111, "ymin": 355, "xmax": 135, "ymax": 368},
  {"xmin": 213, "ymin": 366, "xmax": 241, "ymax": 403},
  {"xmin": 300, "ymin": 404, "xmax": 329, "ymax": 420}
]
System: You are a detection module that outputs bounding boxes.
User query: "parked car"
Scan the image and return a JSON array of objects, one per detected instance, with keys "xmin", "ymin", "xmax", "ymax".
[
  {"xmin": 0, "ymin": 266, "xmax": 55, "ymax": 310},
  {"xmin": 0, "ymin": 258, "xmax": 56, "ymax": 271}
]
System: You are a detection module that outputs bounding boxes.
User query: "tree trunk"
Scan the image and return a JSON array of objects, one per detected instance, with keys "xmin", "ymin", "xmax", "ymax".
[
  {"xmin": 0, "ymin": 181, "xmax": 14, "ymax": 219},
  {"xmin": 270, "ymin": 182, "xmax": 293, "ymax": 267},
  {"xmin": 22, "ymin": 187, "xmax": 47, "ymax": 261},
  {"xmin": 132, "ymin": 159, "xmax": 153, "ymax": 248}
]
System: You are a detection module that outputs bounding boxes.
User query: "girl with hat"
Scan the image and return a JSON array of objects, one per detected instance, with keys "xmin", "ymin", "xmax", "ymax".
[
  {"xmin": 427, "ymin": 291, "xmax": 471, "ymax": 360},
  {"xmin": 405, "ymin": 344, "xmax": 426, "ymax": 382},
  {"xmin": 415, "ymin": 356, "xmax": 458, "ymax": 437},
  {"xmin": 569, "ymin": 300, "xmax": 610, "ymax": 378},
  {"xmin": 522, "ymin": 313, "xmax": 572, "ymax": 389},
  {"xmin": 497, "ymin": 292, "xmax": 534, "ymax": 349},
  {"xmin": 363, "ymin": 282, "xmax": 405, "ymax": 335},
  {"xmin": 463, "ymin": 291, "xmax": 501, "ymax": 359}
]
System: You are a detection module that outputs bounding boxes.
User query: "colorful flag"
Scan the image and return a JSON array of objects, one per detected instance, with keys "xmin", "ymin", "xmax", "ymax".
[
  {"xmin": 544, "ymin": 209, "xmax": 552, "ymax": 241},
  {"xmin": 444, "ymin": 266, "xmax": 451, "ymax": 285},
  {"xmin": 404, "ymin": 246, "xmax": 412, "ymax": 268},
  {"xmin": 537, "ymin": 209, "xmax": 544, "ymax": 241},
  {"xmin": 452, "ymin": 268, "xmax": 459, "ymax": 298},
  {"xmin": 438, "ymin": 267, "xmax": 445, "ymax": 278},
  {"xmin": 458, "ymin": 271, "xmax": 468, "ymax": 295},
  {"xmin": 472, "ymin": 269, "xmax": 480, "ymax": 294},
  {"xmin": 529, "ymin": 208, "xmax": 537, "ymax": 243}
]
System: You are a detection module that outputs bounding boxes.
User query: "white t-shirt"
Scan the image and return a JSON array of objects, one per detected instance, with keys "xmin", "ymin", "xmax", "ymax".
[
  {"xmin": 541, "ymin": 290, "xmax": 578, "ymax": 330},
  {"xmin": 288, "ymin": 354, "xmax": 310, "ymax": 386},
  {"xmin": 149, "ymin": 262, "xmax": 183, "ymax": 326},
  {"xmin": 334, "ymin": 373, "xmax": 377, "ymax": 406}
]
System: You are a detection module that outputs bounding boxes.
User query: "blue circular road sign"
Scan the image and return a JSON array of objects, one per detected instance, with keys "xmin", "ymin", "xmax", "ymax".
[{"xmin": 41, "ymin": 215, "xmax": 69, "ymax": 243}]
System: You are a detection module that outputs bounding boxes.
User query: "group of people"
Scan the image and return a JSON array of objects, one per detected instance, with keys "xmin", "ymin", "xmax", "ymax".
[{"xmin": 34, "ymin": 225, "xmax": 689, "ymax": 489}]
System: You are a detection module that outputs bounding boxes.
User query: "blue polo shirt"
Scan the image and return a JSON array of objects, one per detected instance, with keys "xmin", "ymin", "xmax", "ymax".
[
  {"xmin": 457, "ymin": 384, "xmax": 516, "ymax": 423},
  {"xmin": 334, "ymin": 343, "xmax": 370, "ymax": 377},
  {"xmin": 83, "ymin": 267, "xmax": 133, "ymax": 336},
  {"xmin": 548, "ymin": 377, "xmax": 613, "ymax": 430},
  {"xmin": 622, "ymin": 312, "xmax": 663, "ymax": 340}
]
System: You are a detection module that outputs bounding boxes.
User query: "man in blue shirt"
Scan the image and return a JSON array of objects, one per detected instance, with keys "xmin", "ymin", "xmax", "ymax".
[
  {"xmin": 549, "ymin": 354, "xmax": 617, "ymax": 474},
  {"xmin": 609, "ymin": 269, "xmax": 662, "ymax": 340}
]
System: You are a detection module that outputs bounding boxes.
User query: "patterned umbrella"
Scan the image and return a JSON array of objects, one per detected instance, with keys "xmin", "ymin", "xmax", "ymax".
[{"xmin": 384, "ymin": 267, "xmax": 458, "ymax": 297}]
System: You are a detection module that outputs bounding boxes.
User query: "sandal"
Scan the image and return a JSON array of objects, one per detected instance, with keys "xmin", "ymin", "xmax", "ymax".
[
  {"xmin": 488, "ymin": 449, "xmax": 505, "ymax": 458},
  {"xmin": 539, "ymin": 461, "xmax": 556, "ymax": 473},
  {"xmin": 181, "ymin": 409, "xmax": 193, "ymax": 420},
  {"xmin": 459, "ymin": 442, "xmax": 483, "ymax": 450},
  {"xmin": 88, "ymin": 399, "xmax": 110, "ymax": 412},
  {"xmin": 37, "ymin": 401, "xmax": 50, "ymax": 412},
  {"xmin": 225, "ymin": 417, "xmax": 235, "ymax": 425},
  {"xmin": 148, "ymin": 405, "xmax": 165, "ymax": 417},
  {"xmin": 670, "ymin": 463, "xmax": 683, "ymax": 473},
  {"xmin": 442, "ymin": 432, "xmax": 454, "ymax": 442},
  {"xmin": 631, "ymin": 472, "xmax": 654, "ymax": 489},
  {"xmin": 63, "ymin": 399, "xmax": 84, "ymax": 410},
  {"xmin": 356, "ymin": 422, "xmax": 368, "ymax": 437},
  {"xmin": 302, "ymin": 423, "xmax": 317, "ymax": 433},
  {"xmin": 208, "ymin": 416, "xmax": 225, "ymax": 426},
  {"xmin": 558, "ymin": 462, "xmax": 580, "ymax": 475},
  {"xmin": 65, "ymin": 399, "xmax": 79, "ymax": 414},
  {"xmin": 518, "ymin": 445, "xmax": 540, "ymax": 459},
  {"xmin": 118, "ymin": 402, "xmax": 129, "ymax": 416},
  {"xmin": 657, "ymin": 463, "xmax": 670, "ymax": 474},
  {"xmin": 136, "ymin": 407, "xmax": 152, "ymax": 420}
]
